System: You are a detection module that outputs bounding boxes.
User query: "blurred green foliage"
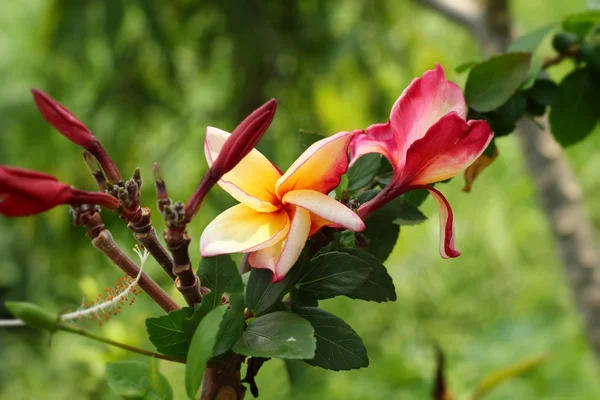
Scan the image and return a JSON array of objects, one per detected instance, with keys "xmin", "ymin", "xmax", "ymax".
[{"xmin": 1, "ymin": 0, "xmax": 600, "ymax": 399}]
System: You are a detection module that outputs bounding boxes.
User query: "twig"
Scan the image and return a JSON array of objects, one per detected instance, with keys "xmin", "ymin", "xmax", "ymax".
[
  {"xmin": 76, "ymin": 209, "xmax": 180, "ymax": 313},
  {"xmin": 542, "ymin": 46, "xmax": 580, "ymax": 70},
  {"xmin": 59, "ymin": 323, "xmax": 185, "ymax": 364}
]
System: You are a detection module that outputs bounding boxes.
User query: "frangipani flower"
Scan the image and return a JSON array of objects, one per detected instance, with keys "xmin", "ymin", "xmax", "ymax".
[
  {"xmin": 350, "ymin": 65, "xmax": 493, "ymax": 258},
  {"xmin": 200, "ymin": 128, "xmax": 365, "ymax": 282}
]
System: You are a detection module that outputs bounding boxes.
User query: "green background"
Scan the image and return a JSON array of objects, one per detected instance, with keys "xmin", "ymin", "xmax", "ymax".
[{"xmin": 1, "ymin": 0, "xmax": 599, "ymax": 399}]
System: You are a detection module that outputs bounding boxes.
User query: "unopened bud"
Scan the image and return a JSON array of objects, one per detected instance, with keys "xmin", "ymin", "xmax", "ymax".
[
  {"xmin": 31, "ymin": 89, "xmax": 122, "ymax": 183},
  {"xmin": 5, "ymin": 302, "xmax": 59, "ymax": 331}
]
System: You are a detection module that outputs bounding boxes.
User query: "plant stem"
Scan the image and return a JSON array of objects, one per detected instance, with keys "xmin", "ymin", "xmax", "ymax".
[
  {"xmin": 59, "ymin": 323, "xmax": 185, "ymax": 364},
  {"xmin": 127, "ymin": 207, "xmax": 177, "ymax": 280},
  {"xmin": 92, "ymin": 230, "xmax": 180, "ymax": 313},
  {"xmin": 164, "ymin": 228, "xmax": 202, "ymax": 306},
  {"xmin": 542, "ymin": 46, "xmax": 579, "ymax": 70}
]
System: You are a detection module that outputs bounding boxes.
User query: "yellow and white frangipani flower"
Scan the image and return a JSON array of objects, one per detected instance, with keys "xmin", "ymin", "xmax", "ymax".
[{"xmin": 200, "ymin": 128, "xmax": 365, "ymax": 282}]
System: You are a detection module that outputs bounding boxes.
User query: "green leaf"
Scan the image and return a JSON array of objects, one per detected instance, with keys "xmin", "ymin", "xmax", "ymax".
[
  {"xmin": 195, "ymin": 255, "xmax": 245, "ymax": 356},
  {"xmin": 362, "ymin": 217, "xmax": 399, "ymax": 262},
  {"xmin": 337, "ymin": 248, "xmax": 397, "ymax": 302},
  {"xmin": 509, "ymin": 23, "xmax": 557, "ymax": 52},
  {"xmin": 563, "ymin": 11, "xmax": 600, "ymax": 38},
  {"xmin": 185, "ymin": 306, "xmax": 227, "ymax": 399},
  {"xmin": 357, "ymin": 190, "xmax": 427, "ymax": 226},
  {"xmin": 549, "ymin": 68, "xmax": 600, "ymax": 147},
  {"xmin": 213, "ymin": 293, "xmax": 245, "ymax": 357},
  {"xmin": 455, "ymin": 61, "xmax": 479, "ymax": 74},
  {"xmin": 523, "ymin": 79, "xmax": 559, "ymax": 106},
  {"xmin": 197, "ymin": 255, "xmax": 243, "ymax": 312},
  {"xmin": 106, "ymin": 361, "xmax": 171, "ymax": 400},
  {"xmin": 5, "ymin": 302, "xmax": 58, "ymax": 331},
  {"xmin": 149, "ymin": 358, "xmax": 173, "ymax": 400},
  {"xmin": 465, "ymin": 52, "xmax": 532, "ymax": 112},
  {"xmin": 246, "ymin": 252, "xmax": 308, "ymax": 315},
  {"xmin": 290, "ymin": 287, "xmax": 319, "ymax": 307},
  {"xmin": 146, "ymin": 307, "xmax": 195, "ymax": 359},
  {"xmin": 346, "ymin": 154, "xmax": 382, "ymax": 191},
  {"xmin": 295, "ymin": 251, "xmax": 371, "ymax": 300},
  {"xmin": 294, "ymin": 307, "xmax": 369, "ymax": 371},
  {"xmin": 403, "ymin": 188, "xmax": 430, "ymax": 207},
  {"xmin": 233, "ymin": 311, "xmax": 316, "ymax": 359},
  {"xmin": 299, "ymin": 129, "xmax": 325, "ymax": 151},
  {"xmin": 509, "ymin": 23, "xmax": 557, "ymax": 88}
]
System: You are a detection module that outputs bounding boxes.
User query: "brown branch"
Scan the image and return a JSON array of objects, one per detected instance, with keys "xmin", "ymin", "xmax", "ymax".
[
  {"xmin": 542, "ymin": 46, "xmax": 580, "ymax": 70},
  {"xmin": 127, "ymin": 207, "xmax": 176, "ymax": 280},
  {"xmin": 201, "ymin": 353, "xmax": 246, "ymax": 400},
  {"xmin": 79, "ymin": 210, "xmax": 180, "ymax": 313}
]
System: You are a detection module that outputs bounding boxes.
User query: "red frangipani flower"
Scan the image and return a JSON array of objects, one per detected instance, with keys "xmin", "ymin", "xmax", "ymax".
[
  {"xmin": 0, "ymin": 166, "xmax": 120, "ymax": 217},
  {"xmin": 31, "ymin": 89, "xmax": 122, "ymax": 183},
  {"xmin": 350, "ymin": 65, "xmax": 494, "ymax": 258}
]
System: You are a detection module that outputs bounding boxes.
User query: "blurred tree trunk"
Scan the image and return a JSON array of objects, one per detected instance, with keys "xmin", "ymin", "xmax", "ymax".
[{"xmin": 419, "ymin": 0, "xmax": 600, "ymax": 360}]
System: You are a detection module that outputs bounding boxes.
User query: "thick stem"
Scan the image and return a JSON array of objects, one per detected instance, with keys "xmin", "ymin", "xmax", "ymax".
[
  {"xmin": 91, "ymin": 229, "xmax": 180, "ymax": 313},
  {"xmin": 127, "ymin": 207, "xmax": 177, "ymax": 280},
  {"xmin": 200, "ymin": 353, "xmax": 246, "ymax": 400},
  {"xmin": 59, "ymin": 323, "xmax": 185, "ymax": 364},
  {"xmin": 164, "ymin": 228, "xmax": 202, "ymax": 306}
]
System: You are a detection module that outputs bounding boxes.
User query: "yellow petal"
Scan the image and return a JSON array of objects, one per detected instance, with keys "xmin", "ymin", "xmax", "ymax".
[
  {"xmin": 275, "ymin": 131, "xmax": 353, "ymax": 197},
  {"xmin": 249, "ymin": 206, "xmax": 311, "ymax": 282},
  {"xmin": 205, "ymin": 127, "xmax": 281, "ymax": 212},
  {"xmin": 200, "ymin": 204, "xmax": 289, "ymax": 256},
  {"xmin": 282, "ymin": 190, "xmax": 365, "ymax": 232}
]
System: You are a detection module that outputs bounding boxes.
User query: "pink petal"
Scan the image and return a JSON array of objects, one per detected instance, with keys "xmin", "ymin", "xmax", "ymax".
[
  {"xmin": 349, "ymin": 125, "xmax": 397, "ymax": 168},
  {"xmin": 249, "ymin": 206, "xmax": 311, "ymax": 282},
  {"xmin": 390, "ymin": 64, "xmax": 466, "ymax": 167},
  {"xmin": 200, "ymin": 204, "xmax": 289, "ymax": 257},
  {"xmin": 205, "ymin": 127, "xmax": 282, "ymax": 212},
  {"xmin": 275, "ymin": 131, "xmax": 353, "ymax": 197},
  {"xmin": 401, "ymin": 115, "xmax": 493, "ymax": 185},
  {"xmin": 282, "ymin": 189, "xmax": 365, "ymax": 232},
  {"xmin": 410, "ymin": 184, "xmax": 460, "ymax": 259}
]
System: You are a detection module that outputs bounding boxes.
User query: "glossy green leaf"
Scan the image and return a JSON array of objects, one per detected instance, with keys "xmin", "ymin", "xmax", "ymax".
[
  {"xmin": 197, "ymin": 255, "xmax": 243, "ymax": 312},
  {"xmin": 549, "ymin": 68, "xmax": 600, "ymax": 147},
  {"xmin": 509, "ymin": 23, "xmax": 557, "ymax": 52},
  {"xmin": 233, "ymin": 311, "xmax": 316, "ymax": 359},
  {"xmin": 465, "ymin": 52, "xmax": 532, "ymax": 112},
  {"xmin": 213, "ymin": 293, "xmax": 245, "ymax": 357},
  {"xmin": 523, "ymin": 79, "xmax": 559, "ymax": 106},
  {"xmin": 346, "ymin": 154, "xmax": 382, "ymax": 191},
  {"xmin": 195, "ymin": 255, "xmax": 245, "ymax": 356},
  {"xmin": 295, "ymin": 307, "xmax": 369, "ymax": 371},
  {"xmin": 185, "ymin": 306, "xmax": 227, "ymax": 399},
  {"xmin": 146, "ymin": 307, "xmax": 195, "ymax": 359},
  {"xmin": 337, "ymin": 248, "xmax": 397, "ymax": 302},
  {"xmin": 246, "ymin": 252, "xmax": 308, "ymax": 315},
  {"xmin": 106, "ymin": 360, "xmax": 171, "ymax": 400},
  {"xmin": 295, "ymin": 251, "xmax": 371, "ymax": 300},
  {"xmin": 455, "ymin": 61, "xmax": 479, "ymax": 73}
]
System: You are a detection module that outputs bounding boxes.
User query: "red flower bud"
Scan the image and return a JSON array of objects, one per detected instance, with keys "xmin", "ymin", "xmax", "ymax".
[
  {"xmin": 31, "ymin": 89, "xmax": 122, "ymax": 183},
  {"xmin": 0, "ymin": 166, "xmax": 120, "ymax": 217},
  {"xmin": 184, "ymin": 98, "xmax": 277, "ymax": 221},
  {"xmin": 211, "ymin": 98, "xmax": 277, "ymax": 178}
]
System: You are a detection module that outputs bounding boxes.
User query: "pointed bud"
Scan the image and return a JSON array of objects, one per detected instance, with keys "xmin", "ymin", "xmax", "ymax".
[
  {"xmin": 211, "ymin": 98, "xmax": 277, "ymax": 178},
  {"xmin": 0, "ymin": 165, "xmax": 120, "ymax": 217},
  {"xmin": 31, "ymin": 89, "xmax": 122, "ymax": 183},
  {"xmin": 5, "ymin": 302, "xmax": 59, "ymax": 331},
  {"xmin": 153, "ymin": 162, "xmax": 171, "ymax": 211},
  {"xmin": 184, "ymin": 99, "xmax": 277, "ymax": 221}
]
